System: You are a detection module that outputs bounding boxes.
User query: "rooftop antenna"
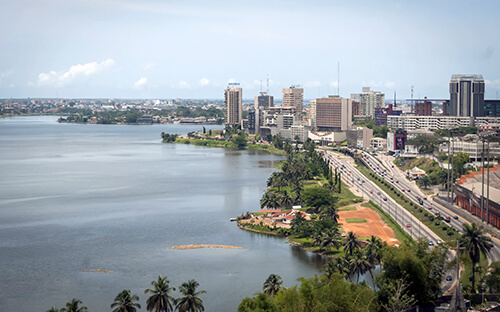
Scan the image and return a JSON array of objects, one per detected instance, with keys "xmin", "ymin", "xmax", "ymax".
[
  {"xmin": 394, "ymin": 91, "xmax": 396, "ymax": 108},
  {"xmin": 267, "ymin": 74, "xmax": 269, "ymax": 93},
  {"xmin": 337, "ymin": 61, "xmax": 340, "ymax": 96},
  {"xmin": 411, "ymin": 85, "xmax": 414, "ymax": 114},
  {"xmin": 260, "ymin": 80, "xmax": 263, "ymax": 93}
]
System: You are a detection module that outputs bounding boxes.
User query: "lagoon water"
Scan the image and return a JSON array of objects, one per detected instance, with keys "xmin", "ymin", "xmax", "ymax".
[{"xmin": 0, "ymin": 116, "xmax": 325, "ymax": 312}]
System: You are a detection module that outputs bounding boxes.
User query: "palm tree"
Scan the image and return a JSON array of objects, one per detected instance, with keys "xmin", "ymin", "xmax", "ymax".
[
  {"xmin": 318, "ymin": 205, "xmax": 339, "ymax": 222},
  {"xmin": 144, "ymin": 275, "xmax": 176, "ymax": 312},
  {"xmin": 263, "ymin": 274, "xmax": 283, "ymax": 296},
  {"xmin": 418, "ymin": 176, "xmax": 431, "ymax": 189},
  {"xmin": 461, "ymin": 223, "xmax": 492, "ymax": 292},
  {"xmin": 46, "ymin": 307, "xmax": 59, "ymax": 312},
  {"xmin": 111, "ymin": 290, "xmax": 141, "ymax": 312},
  {"xmin": 350, "ymin": 250, "xmax": 371, "ymax": 284},
  {"xmin": 260, "ymin": 192, "xmax": 280, "ymax": 209},
  {"xmin": 311, "ymin": 231, "xmax": 324, "ymax": 251},
  {"xmin": 320, "ymin": 228, "xmax": 342, "ymax": 252},
  {"xmin": 61, "ymin": 299, "xmax": 87, "ymax": 312},
  {"xmin": 343, "ymin": 231, "xmax": 361, "ymax": 255},
  {"xmin": 279, "ymin": 190, "xmax": 293, "ymax": 209},
  {"xmin": 174, "ymin": 280, "xmax": 206, "ymax": 312}
]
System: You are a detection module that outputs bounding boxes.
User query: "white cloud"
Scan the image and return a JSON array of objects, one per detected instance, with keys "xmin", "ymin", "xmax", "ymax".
[
  {"xmin": 36, "ymin": 58, "xmax": 115, "ymax": 87},
  {"xmin": 134, "ymin": 77, "xmax": 147, "ymax": 89},
  {"xmin": 304, "ymin": 81, "xmax": 321, "ymax": 88},
  {"xmin": 171, "ymin": 80, "xmax": 190, "ymax": 89},
  {"xmin": 199, "ymin": 77, "xmax": 210, "ymax": 86}
]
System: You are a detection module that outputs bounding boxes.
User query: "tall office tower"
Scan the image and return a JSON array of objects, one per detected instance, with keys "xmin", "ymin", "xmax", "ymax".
[
  {"xmin": 254, "ymin": 92, "xmax": 274, "ymax": 110},
  {"xmin": 282, "ymin": 86, "xmax": 304, "ymax": 114},
  {"xmin": 449, "ymin": 74, "xmax": 485, "ymax": 117},
  {"xmin": 224, "ymin": 85, "xmax": 242, "ymax": 125},
  {"xmin": 309, "ymin": 99, "xmax": 317, "ymax": 127},
  {"xmin": 359, "ymin": 87, "xmax": 385, "ymax": 118},
  {"xmin": 315, "ymin": 96, "xmax": 352, "ymax": 131}
]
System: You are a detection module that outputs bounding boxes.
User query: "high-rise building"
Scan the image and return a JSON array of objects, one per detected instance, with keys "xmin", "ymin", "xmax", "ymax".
[
  {"xmin": 309, "ymin": 99, "xmax": 317, "ymax": 127},
  {"xmin": 282, "ymin": 86, "xmax": 304, "ymax": 114},
  {"xmin": 315, "ymin": 96, "xmax": 352, "ymax": 131},
  {"xmin": 415, "ymin": 98, "xmax": 432, "ymax": 116},
  {"xmin": 374, "ymin": 104, "xmax": 403, "ymax": 127},
  {"xmin": 254, "ymin": 92, "xmax": 274, "ymax": 110},
  {"xmin": 359, "ymin": 87, "xmax": 385, "ymax": 118},
  {"xmin": 224, "ymin": 85, "xmax": 242, "ymax": 125},
  {"xmin": 449, "ymin": 74, "xmax": 485, "ymax": 117}
]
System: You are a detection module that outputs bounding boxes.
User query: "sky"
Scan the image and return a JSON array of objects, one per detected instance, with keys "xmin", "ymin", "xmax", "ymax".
[{"xmin": 1, "ymin": 0, "xmax": 499, "ymax": 100}]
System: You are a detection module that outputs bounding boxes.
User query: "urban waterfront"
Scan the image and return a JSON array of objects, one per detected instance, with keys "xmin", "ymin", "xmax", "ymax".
[{"xmin": 0, "ymin": 116, "xmax": 326, "ymax": 312}]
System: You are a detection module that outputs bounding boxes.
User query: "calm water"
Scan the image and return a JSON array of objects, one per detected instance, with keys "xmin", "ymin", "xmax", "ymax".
[{"xmin": 0, "ymin": 116, "xmax": 325, "ymax": 312}]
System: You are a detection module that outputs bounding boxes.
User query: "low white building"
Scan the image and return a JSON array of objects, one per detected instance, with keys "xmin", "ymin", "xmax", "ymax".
[
  {"xmin": 308, "ymin": 131, "xmax": 346, "ymax": 145},
  {"xmin": 371, "ymin": 137, "xmax": 387, "ymax": 150}
]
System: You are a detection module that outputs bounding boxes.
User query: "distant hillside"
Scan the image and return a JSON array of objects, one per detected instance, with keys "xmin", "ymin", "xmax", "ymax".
[{"xmin": 395, "ymin": 157, "xmax": 444, "ymax": 185}]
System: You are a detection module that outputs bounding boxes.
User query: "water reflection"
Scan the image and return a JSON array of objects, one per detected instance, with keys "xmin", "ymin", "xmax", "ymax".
[{"xmin": 290, "ymin": 245, "xmax": 328, "ymax": 270}]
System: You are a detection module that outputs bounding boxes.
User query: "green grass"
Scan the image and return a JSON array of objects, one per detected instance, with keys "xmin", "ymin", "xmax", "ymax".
[
  {"xmin": 345, "ymin": 218, "xmax": 367, "ymax": 223},
  {"xmin": 356, "ymin": 164, "xmax": 459, "ymax": 243},
  {"xmin": 288, "ymin": 235, "xmax": 344, "ymax": 257},
  {"xmin": 338, "ymin": 206, "xmax": 357, "ymax": 211},
  {"xmin": 337, "ymin": 187, "xmax": 364, "ymax": 207},
  {"xmin": 172, "ymin": 137, "xmax": 288, "ymax": 156}
]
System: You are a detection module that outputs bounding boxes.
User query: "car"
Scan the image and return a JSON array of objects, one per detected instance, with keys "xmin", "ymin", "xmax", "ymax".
[
  {"xmin": 429, "ymin": 240, "xmax": 434, "ymax": 246},
  {"xmin": 407, "ymin": 189, "xmax": 411, "ymax": 192},
  {"xmin": 392, "ymin": 165, "xmax": 394, "ymax": 168},
  {"xmin": 395, "ymin": 180, "xmax": 399, "ymax": 183},
  {"xmin": 491, "ymin": 243, "xmax": 495, "ymax": 248},
  {"xmin": 377, "ymin": 191, "xmax": 381, "ymax": 195},
  {"xmin": 383, "ymin": 197, "xmax": 388, "ymax": 201},
  {"xmin": 416, "ymin": 195, "xmax": 419, "ymax": 199},
  {"xmin": 437, "ymin": 239, "xmax": 442, "ymax": 244},
  {"xmin": 402, "ymin": 189, "xmax": 405, "ymax": 192},
  {"xmin": 445, "ymin": 216, "xmax": 451, "ymax": 222},
  {"xmin": 453, "ymin": 216, "xmax": 458, "ymax": 220},
  {"xmin": 428, "ymin": 206, "xmax": 432, "ymax": 210},
  {"xmin": 446, "ymin": 275, "xmax": 452, "ymax": 281},
  {"xmin": 423, "ymin": 197, "xmax": 427, "ymax": 200},
  {"xmin": 370, "ymin": 191, "xmax": 373, "ymax": 194},
  {"xmin": 341, "ymin": 233, "xmax": 346, "ymax": 237},
  {"xmin": 406, "ymin": 224, "xmax": 411, "ymax": 228},
  {"xmin": 357, "ymin": 177, "xmax": 360, "ymax": 180},
  {"xmin": 435, "ymin": 211, "xmax": 440, "ymax": 215},
  {"xmin": 362, "ymin": 180, "xmax": 365, "ymax": 183}
]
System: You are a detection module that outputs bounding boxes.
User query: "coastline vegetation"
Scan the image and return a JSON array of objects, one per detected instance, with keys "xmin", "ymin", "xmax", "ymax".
[{"xmin": 46, "ymin": 275, "xmax": 206, "ymax": 312}]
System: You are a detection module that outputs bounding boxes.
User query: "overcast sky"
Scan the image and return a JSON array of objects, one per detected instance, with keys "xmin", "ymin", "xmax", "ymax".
[{"xmin": 1, "ymin": 0, "xmax": 499, "ymax": 100}]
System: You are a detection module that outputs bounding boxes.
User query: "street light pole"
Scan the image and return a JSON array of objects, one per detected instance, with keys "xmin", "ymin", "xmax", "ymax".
[{"xmin": 487, "ymin": 139, "xmax": 490, "ymax": 225}]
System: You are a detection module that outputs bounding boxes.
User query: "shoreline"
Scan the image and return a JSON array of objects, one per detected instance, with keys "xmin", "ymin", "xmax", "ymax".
[
  {"xmin": 171, "ymin": 244, "xmax": 244, "ymax": 250},
  {"xmin": 169, "ymin": 137, "xmax": 288, "ymax": 156}
]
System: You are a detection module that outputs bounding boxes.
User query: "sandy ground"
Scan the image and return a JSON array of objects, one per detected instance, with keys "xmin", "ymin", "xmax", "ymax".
[
  {"xmin": 171, "ymin": 244, "xmax": 243, "ymax": 250},
  {"xmin": 338, "ymin": 204, "xmax": 399, "ymax": 246}
]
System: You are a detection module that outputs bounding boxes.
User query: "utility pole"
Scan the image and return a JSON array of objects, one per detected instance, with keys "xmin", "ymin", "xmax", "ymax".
[
  {"xmin": 481, "ymin": 138, "xmax": 485, "ymax": 222},
  {"xmin": 450, "ymin": 240, "xmax": 467, "ymax": 312},
  {"xmin": 487, "ymin": 138, "xmax": 491, "ymax": 224}
]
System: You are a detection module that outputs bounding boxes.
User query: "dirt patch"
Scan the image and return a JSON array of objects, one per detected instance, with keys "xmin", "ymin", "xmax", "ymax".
[
  {"xmin": 171, "ymin": 244, "xmax": 243, "ymax": 250},
  {"xmin": 338, "ymin": 204, "xmax": 399, "ymax": 246}
]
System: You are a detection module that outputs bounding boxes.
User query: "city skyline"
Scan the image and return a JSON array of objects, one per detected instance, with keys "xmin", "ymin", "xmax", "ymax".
[{"xmin": 1, "ymin": 0, "xmax": 499, "ymax": 100}]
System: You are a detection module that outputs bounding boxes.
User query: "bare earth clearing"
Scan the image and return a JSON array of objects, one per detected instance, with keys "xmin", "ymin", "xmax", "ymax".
[{"xmin": 339, "ymin": 204, "xmax": 399, "ymax": 246}]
